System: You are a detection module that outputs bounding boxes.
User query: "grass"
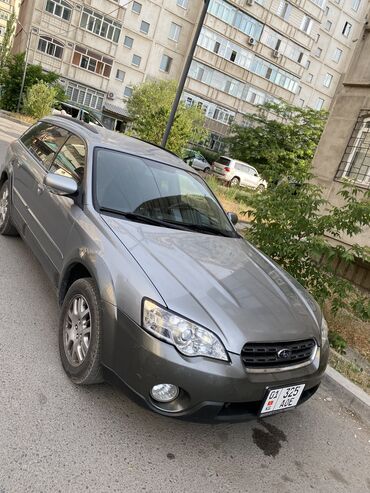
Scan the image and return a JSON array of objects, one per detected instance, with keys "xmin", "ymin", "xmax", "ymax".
[
  {"xmin": 329, "ymin": 349, "xmax": 369, "ymax": 393},
  {"xmin": 0, "ymin": 110, "xmax": 36, "ymax": 125},
  {"xmin": 205, "ymin": 175, "xmax": 255, "ymax": 220}
]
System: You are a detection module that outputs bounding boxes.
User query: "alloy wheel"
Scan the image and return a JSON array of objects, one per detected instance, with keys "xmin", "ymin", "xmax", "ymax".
[
  {"xmin": 0, "ymin": 185, "xmax": 9, "ymax": 227},
  {"xmin": 63, "ymin": 295, "xmax": 92, "ymax": 367}
]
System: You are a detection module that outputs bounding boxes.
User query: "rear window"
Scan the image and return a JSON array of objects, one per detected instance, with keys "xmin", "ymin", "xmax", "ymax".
[{"xmin": 216, "ymin": 157, "xmax": 232, "ymax": 166}]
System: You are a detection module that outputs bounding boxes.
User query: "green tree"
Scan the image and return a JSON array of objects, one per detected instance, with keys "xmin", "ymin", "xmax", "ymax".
[
  {"xmin": 228, "ymin": 102, "xmax": 328, "ymax": 183},
  {"xmin": 126, "ymin": 80, "xmax": 208, "ymax": 155},
  {"xmin": 0, "ymin": 53, "xmax": 65, "ymax": 112},
  {"xmin": 244, "ymin": 178, "xmax": 370, "ymax": 319},
  {"xmin": 0, "ymin": 11, "xmax": 16, "ymax": 73},
  {"xmin": 23, "ymin": 81, "xmax": 58, "ymax": 119}
]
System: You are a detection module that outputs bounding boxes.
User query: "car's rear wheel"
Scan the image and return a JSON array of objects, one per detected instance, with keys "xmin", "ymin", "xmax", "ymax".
[
  {"xmin": 257, "ymin": 184, "xmax": 265, "ymax": 193},
  {"xmin": 0, "ymin": 180, "xmax": 18, "ymax": 236},
  {"xmin": 229, "ymin": 177, "xmax": 240, "ymax": 187},
  {"xmin": 59, "ymin": 278, "xmax": 104, "ymax": 385},
  {"xmin": 204, "ymin": 167, "xmax": 211, "ymax": 174}
]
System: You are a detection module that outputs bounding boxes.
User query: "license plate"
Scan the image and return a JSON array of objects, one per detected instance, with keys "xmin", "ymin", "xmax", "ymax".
[{"xmin": 260, "ymin": 384, "xmax": 305, "ymax": 416}]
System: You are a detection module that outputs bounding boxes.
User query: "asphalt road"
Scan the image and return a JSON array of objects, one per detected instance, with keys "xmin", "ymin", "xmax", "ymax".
[{"xmin": 0, "ymin": 116, "xmax": 369, "ymax": 493}]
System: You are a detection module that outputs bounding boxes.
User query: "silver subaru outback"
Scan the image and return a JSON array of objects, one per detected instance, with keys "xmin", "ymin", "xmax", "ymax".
[{"xmin": 0, "ymin": 117, "xmax": 329, "ymax": 422}]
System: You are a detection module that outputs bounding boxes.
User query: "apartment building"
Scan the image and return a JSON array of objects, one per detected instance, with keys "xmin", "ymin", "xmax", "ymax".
[
  {"xmin": 12, "ymin": 0, "xmax": 369, "ymax": 147},
  {"xmin": 0, "ymin": 0, "xmax": 20, "ymax": 38},
  {"xmin": 311, "ymin": 2, "xmax": 370, "ymax": 259}
]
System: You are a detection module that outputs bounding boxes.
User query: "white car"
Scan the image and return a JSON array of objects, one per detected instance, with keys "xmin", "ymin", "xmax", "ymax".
[{"xmin": 212, "ymin": 157, "xmax": 267, "ymax": 191}]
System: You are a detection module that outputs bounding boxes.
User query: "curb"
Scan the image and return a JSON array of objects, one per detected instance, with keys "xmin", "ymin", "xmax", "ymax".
[
  {"xmin": 322, "ymin": 366, "xmax": 370, "ymax": 425},
  {"xmin": 0, "ymin": 110, "xmax": 30, "ymax": 128}
]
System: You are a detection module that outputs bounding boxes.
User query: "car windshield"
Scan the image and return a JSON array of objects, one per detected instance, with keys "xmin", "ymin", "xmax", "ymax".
[{"xmin": 94, "ymin": 149, "xmax": 237, "ymax": 237}]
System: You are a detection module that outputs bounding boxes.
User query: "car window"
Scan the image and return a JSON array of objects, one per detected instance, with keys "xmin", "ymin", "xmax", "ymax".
[
  {"xmin": 21, "ymin": 123, "xmax": 69, "ymax": 168},
  {"xmin": 49, "ymin": 134, "xmax": 86, "ymax": 182},
  {"xmin": 216, "ymin": 157, "xmax": 232, "ymax": 166},
  {"xmin": 94, "ymin": 149, "xmax": 235, "ymax": 236}
]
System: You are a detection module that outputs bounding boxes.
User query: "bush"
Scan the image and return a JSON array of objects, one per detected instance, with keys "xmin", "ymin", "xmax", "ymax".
[
  {"xmin": 23, "ymin": 81, "xmax": 58, "ymax": 119},
  {"xmin": 244, "ymin": 177, "xmax": 370, "ymax": 320}
]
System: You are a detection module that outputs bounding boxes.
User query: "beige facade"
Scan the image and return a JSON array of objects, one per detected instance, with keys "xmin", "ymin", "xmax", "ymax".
[
  {"xmin": 11, "ymin": 0, "xmax": 369, "ymax": 143},
  {"xmin": 312, "ymin": 4, "xmax": 370, "ymax": 249},
  {"xmin": 0, "ymin": 0, "xmax": 20, "ymax": 38}
]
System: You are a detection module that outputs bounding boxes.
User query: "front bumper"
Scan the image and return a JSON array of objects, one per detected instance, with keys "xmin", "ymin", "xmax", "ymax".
[{"xmin": 102, "ymin": 304, "xmax": 329, "ymax": 422}]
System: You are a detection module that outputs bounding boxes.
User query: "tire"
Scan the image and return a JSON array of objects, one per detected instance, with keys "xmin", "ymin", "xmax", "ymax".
[
  {"xmin": 59, "ymin": 278, "xmax": 104, "ymax": 385},
  {"xmin": 229, "ymin": 177, "xmax": 240, "ymax": 187},
  {"xmin": 204, "ymin": 167, "xmax": 211, "ymax": 174},
  {"xmin": 257, "ymin": 184, "xmax": 265, "ymax": 193},
  {"xmin": 0, "ymin": 180, "xmax": 18, "ymax": 236}
]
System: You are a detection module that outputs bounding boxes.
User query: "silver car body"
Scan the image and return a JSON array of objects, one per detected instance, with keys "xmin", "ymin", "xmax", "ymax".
[
  {"xmin": 213, "ymin": 156, "xmax": 267, "ymax": 189},
  {"xmin": 0, "ymin": 117, "xmax": 328, "ymax": 421}
]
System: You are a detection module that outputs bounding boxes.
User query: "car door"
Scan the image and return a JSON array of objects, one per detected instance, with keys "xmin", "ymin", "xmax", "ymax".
[
  {"xmin": 12, "ymin": 123, "xmax": 69, "ymax": 265},
  {"xmin": 37, "ymin": 132, "xmax": 87, "ymax": 273}
]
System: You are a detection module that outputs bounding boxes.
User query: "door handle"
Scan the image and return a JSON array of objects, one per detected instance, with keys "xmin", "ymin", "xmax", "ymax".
[{"xmin": 37, "ymin": 184, "xmax": 45, "ymax": 195}]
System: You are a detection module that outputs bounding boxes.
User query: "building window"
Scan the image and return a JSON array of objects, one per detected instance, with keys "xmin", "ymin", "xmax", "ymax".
[
  {"xmin": 213, "ymin": 41, "xmax": 220, "ymax": 53},
  {"xmin": 116, "ymin": 69, "xmax": 125, "ymax": 81},
  {"xmin": 140, "ymin": 20, "xmax": 150, "ymax": 34},
  {"xmin": 132, "ymin": 54, "xmax": 142, "ymax": 67},
  {"xmin": 336, "ymin": 113, "xmax": 370, "ymax": 187},
  {"xmin": 160, "ymin": 54, "xmax": 172, "ymax": 72},
  {"xmin": 169, "ymin": 22, "xmax": 182, "ymax": 42},
  {"xmin": 0, "ymin": 26, "xmax": 6, "ymax": 36},
  {"xmin": 0, "ymin": 10, "xmax": 9, "ymax": 20},
  {"xmin": 132, "ymin": 1, "xmax": 142, "ymax": 14},
  {"xmin": 316, "ymin": 34, "xmax": 320, "ymax": 42},
  {"xmin": 299, "ymin": 98, "xmax": 305, "ymax": 107},
  {"xmin": 124, "ymin": 86, "xmax": 133, "ymax": 98},
  {"xmin": 37, "ymin": 36, "xmax": 64, "ymax": 59},
  {"xmin": 45, "ymin": 0, "xmax": 72, "ymax": 21},
  {"xmin": 311, "ymin": 0, "xmax": 325, "ymax": 7},
  {"xmin": 325, "ymin": 6, "xmax": 329, "ymax": 15},
  {"xmin": 209, "ymin": 0, "xmax": 263, "ymax": 40},
  {"xmin": 351, "ymin": 0, "xmax": 361, "ymax": 11},
  {"xmin": 306, "ymin": 60, "xmax": 311, "ymax": 69},
  {"xmin": 65, "ymin": 81, "xmax": 104, "ymax": 110},
  {"xmin": 342, "ymin": 21, "xmax": 352, "ymax": 37},
  {"xmin": 80, "ymin": 7, "xmax": 122, "ymax": 43},
  {"xmin": 300, "ymin": 15, "xmax": 313, "ymax": 34},
  {"xmin": 325, "ymin": 20, "xmax": 332, "ymax": 31},
  {"xmin": 315, "ymin": 47, "xmax": 322, "ymax": 57},
  {"xmin": 307, "ymin": 73, "xmax": 313, "ymax": 83},
  {"xmin": 323, "ymin": 73, "xmax": 333, "ymax": 88},
  {"xmin": 123, "ymin": 35, "xmax": 133, "ymax": 48},
  {"xmin": 315, "ymin": 98, "xmax": 324, "ymax": 110},
  {"xmin": 277, "ymin": 1, "xmax": 292, "ymax": 20},
  {"xmin": 332, "ymin": 47, "xmax": 343, "ymax": 63},
  {"xmin": 177, "ymin": 0, "xmax": 188, "ymax": 8},
  {"xmin": 72, "ymin": 45, "xmax": 113, "ymax": 77}
]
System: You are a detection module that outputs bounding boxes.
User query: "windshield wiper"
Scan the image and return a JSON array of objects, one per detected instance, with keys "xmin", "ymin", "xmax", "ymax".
[
  {"xmin": 177, "ymin": 222, "xmax": 235, "ymax": 237},
  {"xmin": 100, "ymin": 207, "xmax": 191, "ymax": 231}
]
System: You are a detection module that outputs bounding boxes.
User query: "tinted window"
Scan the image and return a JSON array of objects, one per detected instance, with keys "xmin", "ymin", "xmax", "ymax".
[
  {"xmin": 21, "ymin": 123, "xmax": 69, "ymax": 168},
  {"xmin": 217, "ymin": 157, "xmax": 232, "ymax": 166},
  {"xmin": 49, "ymin": 135, "xmax": 86, "ymax": 181},
  {"xmin": 95, "ymin": 149, "xmax": 235, "ymax": 236}
]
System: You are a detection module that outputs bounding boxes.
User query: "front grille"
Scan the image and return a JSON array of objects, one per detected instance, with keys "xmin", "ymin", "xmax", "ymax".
[{"xmin": 241, "ymin": 339, "xmax": 316, "ymax": 369}]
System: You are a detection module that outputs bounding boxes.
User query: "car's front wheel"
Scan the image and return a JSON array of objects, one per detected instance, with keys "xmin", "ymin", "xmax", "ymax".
[
  {"xmin": 59, "ymin": 278, "xmax": 104, "ymax": 385},
  {"xmin": 0, "ymin": 180, "xmax": 18, "ymax": 236}
]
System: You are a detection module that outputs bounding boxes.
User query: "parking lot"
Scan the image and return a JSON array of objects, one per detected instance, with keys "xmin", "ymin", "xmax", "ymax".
[{"xmin": 0, "ymin": 116, "xmax": 369, "ymax": 493}]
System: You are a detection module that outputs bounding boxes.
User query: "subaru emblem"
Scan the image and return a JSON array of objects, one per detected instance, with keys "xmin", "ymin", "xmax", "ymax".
[{"xmin": 277, "ymin": 348, "xmax": 291, "ymax": 359}]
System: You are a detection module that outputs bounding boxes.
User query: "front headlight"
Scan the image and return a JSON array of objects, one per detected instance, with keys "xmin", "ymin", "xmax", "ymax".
[
  {"xmin": 321, "ymin": 316, "xmax": 328, "ymax": 346},
  {"xmin": 142, "ymin": 299, "xmax": 229, "ymax": 361}
]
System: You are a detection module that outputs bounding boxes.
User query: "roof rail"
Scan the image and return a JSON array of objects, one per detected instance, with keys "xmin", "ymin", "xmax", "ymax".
[
  {"xmin": 130, "ymin": 136, "xmax": 180, "ymax": 159},
  {"xmin": 46, "ymin": 115, "xmax": 100, "ymax": 134}
]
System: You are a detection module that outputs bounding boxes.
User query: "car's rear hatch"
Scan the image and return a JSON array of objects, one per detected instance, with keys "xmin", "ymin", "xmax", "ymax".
[{"xmin": 213, "ymin": 157, "xmax": 232, "ymax": 176}]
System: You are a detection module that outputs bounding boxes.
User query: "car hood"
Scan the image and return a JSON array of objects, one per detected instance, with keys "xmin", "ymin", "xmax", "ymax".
[{"xmin": 102, "ymin": 216, "xmax": 321, "ymax": 354}]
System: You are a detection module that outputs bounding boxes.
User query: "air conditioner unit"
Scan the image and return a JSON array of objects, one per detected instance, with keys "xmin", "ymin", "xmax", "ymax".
[
  {"xmin": 246, "ymin": 0, "xmax": 254, "ymax": 5},
  {"xmin": 67, "ymin": 42, "xmax": 74, "ymax": 48},
  {"xmin": 75, "ymin": 4, "xmax": 82, "ymax": 10},
  {"xmin": 248, "ymin": 37, "xmax": 256, "ymax": 46},
  {"xmin": 31, "ymin": 27, "xmax": 39, "ymax": 34},
  {"xmin": 107, "ymin": 92, "xmax": 115, "ymax": 100},
  {"xmin": 272, "ymin": 49, "xmax": 280, "ymax": 58}
]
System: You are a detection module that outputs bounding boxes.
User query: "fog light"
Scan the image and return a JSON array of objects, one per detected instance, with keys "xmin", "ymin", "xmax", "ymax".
[{"xmin": 150, "ymin": 384, "xmax": 179, "ymax": 403}]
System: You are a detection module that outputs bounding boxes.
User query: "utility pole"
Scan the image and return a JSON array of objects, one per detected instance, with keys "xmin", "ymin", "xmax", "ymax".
[
  {"xmin": 161, "ymin": 0, "xmax": 211, "ymax": 149},
  {"xmin": 16, "ymin": 22, "xmax": 31, "ymax": 114}
]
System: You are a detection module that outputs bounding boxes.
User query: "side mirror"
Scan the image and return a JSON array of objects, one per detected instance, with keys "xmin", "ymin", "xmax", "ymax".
[
  {"xmin": 227, "ymin": 212, "xmax": 238, "ymax": 225},
  {"xmin": 44, "ymin": 173, "xmax": 78, "ymax": 196}
]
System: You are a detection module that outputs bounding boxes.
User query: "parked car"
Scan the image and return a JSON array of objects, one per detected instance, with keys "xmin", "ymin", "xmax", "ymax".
[
  {"xmin": 0, "ymin": 117, "xmax": 329, "ymax": 422},
  {"xmin": 53, "ymin": 102, "xmax": 104, "ymax": 127},
  {"xmin": 212, "ymin": 156, "xmax": 267, "ymax": 191},
  {"xmin": 184, "ymin": 149, "xmax": 211, "ymax": 173}
]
